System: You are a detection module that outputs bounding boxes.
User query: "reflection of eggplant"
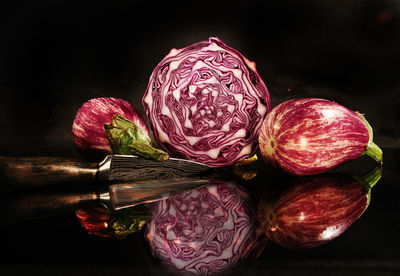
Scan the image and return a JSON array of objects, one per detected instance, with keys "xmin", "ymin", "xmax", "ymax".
[
  {"xmin": 145, "ymin": 181, "xmax": 264, "ymax": 275},
  {"xmin": 257, "ymin": 166, "xmax": 381, "ymax": 249},
  {"xmin": 75, "ymin": 202, "xmax": 150, "ymax": 238}
]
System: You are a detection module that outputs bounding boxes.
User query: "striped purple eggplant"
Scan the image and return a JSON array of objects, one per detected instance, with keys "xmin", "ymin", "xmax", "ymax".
[
  {"xmin": 72, "ymin": 97, "xmax": 152, "ymax": 160},
  {"xmin": 259, "ymin": 98, "xmax": 382, "ymax": 176}
]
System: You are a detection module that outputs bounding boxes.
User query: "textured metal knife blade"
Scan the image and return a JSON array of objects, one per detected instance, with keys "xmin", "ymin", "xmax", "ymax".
[
  {"xmin": 98, "ymin": 155, "xmax": 212, "ymax": 182},
  {"xmin": 102, "ymin": 177, "xmax": 211, "ymax": 210}
]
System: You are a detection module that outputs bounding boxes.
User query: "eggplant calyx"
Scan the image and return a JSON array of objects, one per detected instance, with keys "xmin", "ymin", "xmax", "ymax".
[
  {"xmin": 110, "ymin": 211, "xmax": 148, "ymax": 238},
  {"xmin": 355, "ymin": 165, "xmax": 382, "ymax": 190},
  {"xmin": 104, "ymin": 114, "xmax": 169, "ymax": 161},
  {"xmin": 128, "ymin": 141, "xmax": 169, "ymax": 161},
  {"xmin": 356, "ymin": 112, "xmax": 383, "ymax": 165},
  {"xmin": 354, "ymin": 165, "xmax": 382, "ymax": 208}
]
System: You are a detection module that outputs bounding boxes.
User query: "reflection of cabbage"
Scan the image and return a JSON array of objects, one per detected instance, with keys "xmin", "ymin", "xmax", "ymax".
[
  {"xmin": 143, "ymin": 37, "xmax": 270, "ymax": 167},
  {"xmin": 145, "ymin": 183, "xmax": 257, "ymax": 275}
]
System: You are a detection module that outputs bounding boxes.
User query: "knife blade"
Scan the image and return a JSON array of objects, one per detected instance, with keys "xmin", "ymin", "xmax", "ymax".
[
  {"xmin": 0, "ymin": 155, "xmax": 212, "ymax": 188},
  {"xmin": 2, "ymin": 177, "xmax": 212, "ymax": 223}
]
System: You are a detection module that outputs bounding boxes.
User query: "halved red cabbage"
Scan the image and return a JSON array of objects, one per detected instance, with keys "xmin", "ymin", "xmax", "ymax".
[
  {"xmin": 143, "ymin": 37, "xmax": 270, "ymax": 167},
  {"xmin": 145, "ymin": 182, "xmax": 259, "ymax": 275}
]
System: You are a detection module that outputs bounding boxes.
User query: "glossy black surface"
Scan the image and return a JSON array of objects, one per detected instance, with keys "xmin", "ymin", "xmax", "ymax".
[
  {"xmin": 0, "ymin": 149, "xmax": 398, "ymax": 276},
  {"xmin": 0, "ymin": 0, "xmax": 399, "ymax": 275}
]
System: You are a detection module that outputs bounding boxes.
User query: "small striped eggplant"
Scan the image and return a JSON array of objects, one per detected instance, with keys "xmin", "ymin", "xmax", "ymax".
[
  {"xmin": 72, "ymin": 97, "xmax": 168, "ymax": 161},
  {"xmin": 257, "ymin": 166, "xmax": 381, "ymax": 249},
  {"xmin": 259, "ymin": 98, "xmax": 382, "ymax": 176}
]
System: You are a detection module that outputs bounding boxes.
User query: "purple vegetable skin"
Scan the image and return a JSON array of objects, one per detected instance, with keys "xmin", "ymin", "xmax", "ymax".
[
  {"xmin": 258, "ymin": 167, "xmax": 381, "ymax": 249},
  {"xmin": 145, "ymin": 182, "xmax": 260, "ymax": 275},
  {"xmin": 259, "ymin": 98, "xmax": 382, "ymax": 176},
  {"xmin": 72, "ymin": 97, "xmax": 150, "ymax": 160},
  {"xmin": 143, "ymin": 37, "xmax": 271, "ymax": 167}
]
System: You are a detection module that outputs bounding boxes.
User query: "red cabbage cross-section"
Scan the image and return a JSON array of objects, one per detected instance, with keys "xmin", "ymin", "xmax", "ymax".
[
  {"xmin": 145, "ymin": 182, "xmax": 258, "ymax": 275},
  {"xmin": 143, "ymin": 37, "xmax": 270, "ymax": 167}
]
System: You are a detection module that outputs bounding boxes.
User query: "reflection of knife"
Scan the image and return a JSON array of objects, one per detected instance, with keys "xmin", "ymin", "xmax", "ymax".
[
  {"xmin": 0, "ymin": 155, "xmax": 212, "ymax": 188},
  {"xmin": 2, "ymin": 177, "xmax": 211, "ymax": 223},
  {"xmin": 104, "ymin": 177, "xmax": 211, "ymax": 210}
]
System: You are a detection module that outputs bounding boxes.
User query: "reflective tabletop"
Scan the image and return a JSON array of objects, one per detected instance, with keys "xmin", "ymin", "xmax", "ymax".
[
  {"xmin": 0, "ymin": 1, "xmax": 399, "ymax": 275},
  {"xmin": 0, "ymin": 148, "xmax": 399, "ymax": 275}
]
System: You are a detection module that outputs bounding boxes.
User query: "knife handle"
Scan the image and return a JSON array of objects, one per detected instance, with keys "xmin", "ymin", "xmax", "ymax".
[{"xmin": 0, "ymin": 156, "xmax": 98, "ymax": 188}]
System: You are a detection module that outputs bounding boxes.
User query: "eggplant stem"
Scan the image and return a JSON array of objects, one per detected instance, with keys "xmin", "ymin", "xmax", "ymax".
[
  {"xmin": 364, "ymin": 142, "xmax": 383, "ymax": 165},
  {"xmin": 355, "ymin": 165, "xmax": 382, "ymax": 190},
  {"xmin": 356, "ymin": 112, "xmax": 383, "ymax": 164},
  {"xmin": 354, "ymin": 165, "xmax": 382, "ymax": 208}
]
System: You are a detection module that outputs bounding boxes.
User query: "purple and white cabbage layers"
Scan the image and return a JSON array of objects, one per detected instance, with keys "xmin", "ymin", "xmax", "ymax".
[
  {"xmin": 259, "ymin": 98, "xmax": 383, "ymax": 176},
  {"xmin": 145, "ymin": 182, "xmax": 259, "ymax": 275},
  {"xmin": 143, "ymin": 37, "xmax": 270, "ymax": 167}
]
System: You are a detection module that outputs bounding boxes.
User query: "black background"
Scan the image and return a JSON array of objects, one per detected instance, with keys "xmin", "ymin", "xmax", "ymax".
[{"xmin": 0, "ymin": 0, "xmax": 399, "ymax": 275}]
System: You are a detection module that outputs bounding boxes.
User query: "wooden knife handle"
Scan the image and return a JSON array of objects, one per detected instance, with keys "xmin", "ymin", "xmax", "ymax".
[{"xmin": 0, "ymin": 156, "xmax": 98, "ymax": 188}]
